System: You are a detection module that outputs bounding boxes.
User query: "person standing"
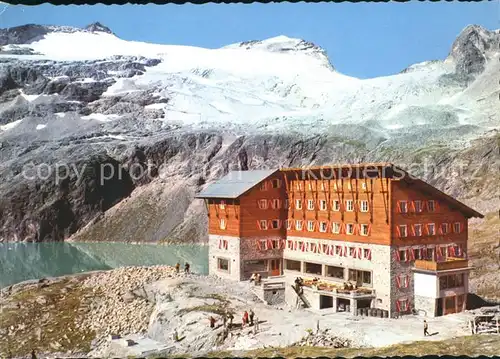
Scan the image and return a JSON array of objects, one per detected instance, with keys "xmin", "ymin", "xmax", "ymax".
[
  {"xmin": 249, "ymin": 309, "xmax": 255, "ymax": 326},
  {"xmin": 228, "ymin": 312, "xmax": 234, "ymax": 329},
  {"xmin": 242, "ymin": 311, "xmax": 249, "ymax": 328},
  {"xmin": 184, "ymin": 262, "xmax": 190, "ymax": 274},
  {"xmin": 424, "ymin": 320, "xmax": 430, "ymax": 336},
  {"xmin": 175, "ymin": 262, "xmax": 180, "ymax": 274},
  {"xmin": 209, "ymin": 316, "xmax": 216, "ymax": 329}
]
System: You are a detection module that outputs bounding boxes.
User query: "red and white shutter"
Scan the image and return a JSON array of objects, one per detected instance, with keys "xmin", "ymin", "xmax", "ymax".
[
  {"xmin": 366, "ymin": 249, "xmax": 372, "ymax": 260},
  {"xmin": 405, "ymin": 275, "xmax": 410, "ymax": 288},
  {"xmin": 256, "ymin": 220, "xmax": 262, "ymax": 230},
  {"xmin": 357, "ymin": 247, "xmax": 362, "ymax": 259},
  {"xmin": 256, "ymin": 240, "xmax": 262, "ymax": 250},
  {"xmin": 367, "ymin": 224, "xmax": 372, "ymax": 236},
  {"xmin": 396, "ymin": 300, "xmax": 401, "ymax": 312},
  {"xmin": 394, "ymin": 249, "xmax": 401, "ymax": 262},
  {"xmin": 353, "ymin": 247, "xmax": 358, "ymax": 258},
  {"xmin": 396, "ymin": 275, "xmax": 401, "ymax": 288}
]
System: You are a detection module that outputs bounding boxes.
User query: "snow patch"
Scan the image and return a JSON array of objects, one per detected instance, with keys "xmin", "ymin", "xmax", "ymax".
[
  {"xmin": 81, "ymin": 113, "xmax": 121, "ymax": 122},
  {"xmin": 0, "ymin": 120, "xmax": 23, "ymax": 131},
  {"xmin": 36, "ymin": 124, "xmax": 47, "ymax": 130}
]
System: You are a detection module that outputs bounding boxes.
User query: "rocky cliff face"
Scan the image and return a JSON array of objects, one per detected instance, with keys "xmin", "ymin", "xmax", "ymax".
[{"xmin": 0, "ymin": 22, "xmax": 498, "ymax": 243}]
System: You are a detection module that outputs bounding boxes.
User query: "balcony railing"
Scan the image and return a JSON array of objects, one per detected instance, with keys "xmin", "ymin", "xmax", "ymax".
[{"xmin": 414, "ymin": 257, "xmax": 469, "ymax": 271}]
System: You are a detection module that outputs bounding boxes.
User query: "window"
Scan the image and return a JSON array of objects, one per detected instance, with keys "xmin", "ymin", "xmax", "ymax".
[
  {"xmin": 346, "ymin": 223, "xmax": 354, "ymax": 235},
  {"xmin": 319, "ymin": 200, "xmax": 327, "ymax": 211},
  {"xmin": 441, "ymin": 223, "xmax": 449, "ymax": 234},
  {"xmin": 363, "ymin": 271, "xmax": 372, "ymax": 285},
  {"xmin": 347, "ymin": 182, "xmax": 352, "ymax": 190},
  {"xmin": 427, "ymin": 200, "xmax": 436, "ymax": 212},
  {"xmin": 333, "ymin": 183, "xmax": 338, "ymax": 191},
  {"xmin": 259, "ymin": 220, "xmax": 268, "ymax": 230},
  {"xmin": 296, "ymin": 182, "xmax": 302, "ymax": 190},
  {"xmin": 295, "ymin": 199, "xmax": 302, "ymax": 210},
  {"xmin": 332, "ymin": 222, "xmax": 341, "ymax": 234},
  {"xmin": 360, "ymin": 200, "xmax": 369, "ymax": 212},
  {"xmin": 427, "ymin": 223, "xmax": 436, "ymax": 235},
  {"xmin": 439, "ymin": 274, "xmax": 465, "ymax": 290},
  {"xmin": 219, "ymin": 201, "xmax": 226, "ymax": 209},
  {"xmin": 217, "ymin": 258, "xmax": 229, "ymax": 272},
  {"xmin": 307, "ymin": 199, "xmax": 315, "ymax": 210},
  {"xmin": 326, "ymin": 265, "xmax": 344, "ymax": 279},
  {"xmin": 399, "ymin": 201, "xmax": 408, "ymax": 213},
  {"xmin": 345, "ymin": 200, "xmax": 354, "ymax": 212},
  {"xmin": 304, "ymin": 262, "xmax": 322, "ymax": 275},
  {"xmin": 258, "ymin": 199, "xmax": 268, "ymax": 209},
  {"xmin": 397, "ymin": 298, "xmax": 409, "ymax": 312},
  {"xmin": 349, "ymin": 247, "xmax": 355, "ymax": 257},
  {"xmin": 426, "ymin": 248, "xmax": 434, "ymax": 260},
  {"xmin": 399, "ymin": 250, "xmax": 407, "ymax": 261},
  {"xmin": 271, "ymin": 220, "xmax": 280, "ymax": 229},
  {"xmin": 454, "ymin": 222, "xmax": 461, "ymax": 233},
  {"xmin": 272, "ymin": 239, "xmax": 280, "ymax": 249},
  {"xmin": 363, "ymin": 248, "xmax": 370, "ymax": 259},
  {"xmin": 286, "ymin": 220, "xmax": 292, "ymax": 230},
  {"xmin": 319, "ymin": 221, "xmax": 328, "ymax": 233},
  {"xmin": 271, "ymin": 199, "xmax": 281, "ymax": 209},
  {"xmin": 219, "ymin": 218, "xmax": 227, "ymax": 230},
  {"xmin": 414, "ymin": 224, "xmax": 422, "ymax": 237},
  {"xmin": 320, "ymin": 182, "xmax": 326, "ymax": 191},
  {"xmin": 332, "ymin": 200, "xmax": 340, "ymax": 211},
  {"xmin": 271, "ymin": 179, "xmax": 281, "ymax": 188},
  {"xmin": 361, "ymin": 182, "xmax": 367, "ymax": 190},
  {"xmin": 335, "ymin": 246, "xmax": 342, "ymax": 255},
  {"xmin": 413, "ymin": 248, "xmax": 421, "ymax": 260},
  {"xmin": 295, "ymin": 220, "xmax": 303, "ymax": 231},
  {"xmin": 414, "ymin": 200, "xmax": 422, "ymax": 213},
  {"xmin": 307, "ymin": 220, "xmax": 315, "ymax": 232},
  {"xmin": 260, "ymin": 182, "xmax": 267, "ymax": 191},
  {"xmin": 360, "ymin": 224, "xmax": 369, "ymax": 236},
  {"xmin": 285, "ymin": 259, "xmax": 301, "ymax": 272},
  {"xmin": 398, "ymin": 225, "xmax": 407, "ymax": 238}
]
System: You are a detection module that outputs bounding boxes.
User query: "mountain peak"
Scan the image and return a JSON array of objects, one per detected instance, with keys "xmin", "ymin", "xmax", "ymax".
[
  {"xmin": 84, "ymin": 22, "xmax": 114, "ymax": 35},
  {"xmin": 448, "ymin": 24, "xmax": 500, "ymax": 75}
]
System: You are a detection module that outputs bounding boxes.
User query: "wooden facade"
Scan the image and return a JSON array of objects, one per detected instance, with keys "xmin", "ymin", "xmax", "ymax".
[{"xmin": 198, "ymin": 163, "xmax": 483, "ymax": 315}]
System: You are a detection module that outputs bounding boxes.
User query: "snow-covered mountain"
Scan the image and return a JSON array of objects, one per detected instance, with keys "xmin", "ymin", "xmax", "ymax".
[{"xmin": 0, "ymin": 22, "xmax": 498, "ymax": 243}]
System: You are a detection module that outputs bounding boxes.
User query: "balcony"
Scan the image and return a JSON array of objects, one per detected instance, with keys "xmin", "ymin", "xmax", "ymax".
[
  {"xmin": 301, "ymin": 278, "xmax": 376, "ymax": 298},
  {"xmin": 414, "ymin": 257, "xmax": 469, "ymax": 271}
]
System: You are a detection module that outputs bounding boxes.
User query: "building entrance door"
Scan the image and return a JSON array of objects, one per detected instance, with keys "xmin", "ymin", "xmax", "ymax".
[
  {"xmin": 270, "ymin": 259, "xmax": 281, "ymax": 276},
  {"xmin": 444, "ymin": 296, "xmax": 457, "ymax": 315}
]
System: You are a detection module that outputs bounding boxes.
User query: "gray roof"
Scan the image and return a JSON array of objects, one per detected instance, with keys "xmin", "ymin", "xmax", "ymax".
[{"xmin": 195, "ymin": 169, "xmax": 278, "ymax": 199}]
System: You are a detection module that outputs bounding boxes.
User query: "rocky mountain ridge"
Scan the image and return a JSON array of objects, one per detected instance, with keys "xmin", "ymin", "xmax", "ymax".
[{"xmin": 0, "ymin": 22, "xmax": 498, "ymax": 243}]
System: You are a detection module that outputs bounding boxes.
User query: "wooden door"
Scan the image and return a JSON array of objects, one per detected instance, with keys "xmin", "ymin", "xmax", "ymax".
[
  {"xmin": 444, "ymin": 296, "xmax": 457, "ymax": 315},
  {"xmin": 270, "ymin": 259, "xmax": 281, "ymax": 276},
  {"xmin": 456, "ymin": 294, "xmax": 465, "ymax": 313}
]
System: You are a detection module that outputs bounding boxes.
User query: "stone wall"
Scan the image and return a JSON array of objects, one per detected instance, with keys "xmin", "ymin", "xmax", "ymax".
[
  {"xmin": 390, "ymin": 246, "xmax": 415, "ymax": 316},
  {"xmin": 263, "ymin": 287, "xmax": 285, "ymax": 305},
  {"xmin": 239, "ymin": 236, "xmax": 284, "ymax": 280},
  {"xmin": 208, "ymin": 234, "xmax": 241, "ymax": 281},
  {"xmin": 414, "ymin": 295, "xmax": 436, "ymax": 317}
]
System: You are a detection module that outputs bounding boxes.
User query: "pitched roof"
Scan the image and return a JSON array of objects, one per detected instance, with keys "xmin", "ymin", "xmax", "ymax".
[{"xmin": 195, "ymin": 169, "xmax": 278, "ymax": 199}]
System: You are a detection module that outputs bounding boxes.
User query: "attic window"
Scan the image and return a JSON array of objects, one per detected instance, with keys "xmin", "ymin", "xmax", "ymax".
[
  {"xmin": 260, "ymin": 182, "xmax": 268, "ymax": 191},
  {"xmin": 271, "ymin": 179, "xmax": 281, "ymax": 188},
  {"xmin": 427, "ymin": 200, "xmax": 436, "ymax": 212}
]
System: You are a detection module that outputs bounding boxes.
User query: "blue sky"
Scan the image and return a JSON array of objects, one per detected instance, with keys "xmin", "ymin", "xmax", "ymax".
[{"xmin": 1, "ymin": 1, "xmax": 498, "ymax": 78}]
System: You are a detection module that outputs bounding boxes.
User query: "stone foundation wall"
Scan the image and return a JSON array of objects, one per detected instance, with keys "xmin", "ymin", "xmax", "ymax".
[
  {"xmin": 414, "ymin": 295, "xmax": 436, "ymax": 317},
  {"xmin": 263, "ymin": 287, "xmax": 285, "ymax": 305},
  {"xmin": 208, "ymin": 234, "xmax": 241, "ymax": 281}
]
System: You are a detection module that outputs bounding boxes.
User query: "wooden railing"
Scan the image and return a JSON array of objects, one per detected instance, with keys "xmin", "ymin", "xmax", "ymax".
[{"xmin": 414, "ymin": 258, "xmax": 469, "ymax": 271}]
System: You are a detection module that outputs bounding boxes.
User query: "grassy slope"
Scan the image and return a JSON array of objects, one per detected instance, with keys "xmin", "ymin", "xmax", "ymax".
[
  {"xmin": 204, "ymin": 334, "xmax": 500, "ymax": 358},
  {"xmin": 0, "ymin": 277, "xmax": 96, "ymax": 357}
]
